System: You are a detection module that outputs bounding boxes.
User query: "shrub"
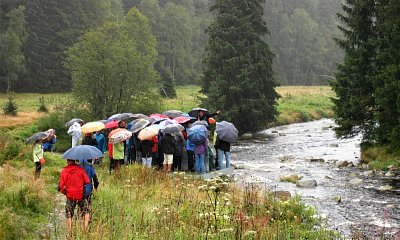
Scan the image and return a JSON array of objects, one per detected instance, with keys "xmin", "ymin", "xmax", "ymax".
[
  {"xmin": 37, "ymin": 97, "xmax": 48, "ymax": 113},
  {"xmin": 2, "ymin": 96, "xmax": 18, "ymax": 116}
]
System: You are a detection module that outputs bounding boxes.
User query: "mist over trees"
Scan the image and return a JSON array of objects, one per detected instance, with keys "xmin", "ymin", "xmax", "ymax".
[{"xmin": 0, "ymin": 0, "xmax": 343, "ymax": 93}]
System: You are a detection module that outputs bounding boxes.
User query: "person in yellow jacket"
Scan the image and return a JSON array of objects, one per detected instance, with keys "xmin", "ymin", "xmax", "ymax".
[
  {"xmin": 113, "ymin": 141, "xmax": 124, "ymax": 172},
  {"xmin": 33, "ymin": 139, "xmax": 44, "ymax": 178}
]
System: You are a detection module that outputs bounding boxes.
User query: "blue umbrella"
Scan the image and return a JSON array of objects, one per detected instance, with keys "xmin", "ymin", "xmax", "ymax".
[
  {"xmin": 187, "ymin": 125, "xmax": 208, "ymax": 144},
  {"xmin": 62, "ymin": 145, "xmax": 103, "ymax": 160}
]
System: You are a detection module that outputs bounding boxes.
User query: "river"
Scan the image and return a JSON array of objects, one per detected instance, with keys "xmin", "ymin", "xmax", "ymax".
[{"xmin": 231, "ymin": 118, "xmax": 400, "ymax": 238}]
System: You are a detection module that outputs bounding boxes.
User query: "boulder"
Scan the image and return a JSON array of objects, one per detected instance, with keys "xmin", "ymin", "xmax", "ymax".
[
  {"xmin": 271, "ymin": 130, "xmax": 278, "ymax": 134},
  {"xmin": 363, "ymin": 170, "xmax": 374, "ymax": 177},
  {"xmin": 279, "ymin": 174, "xmax": 301, "ymax": 183},
  {"xmin": 274, "ymin": 191, "xmax": 291, "ymax": 201},
  {"xmin": 240, "ymin": 133, "xmax": 253, "ymax": 139},
  {"xmin": 278, "ymin": 133, "xmax": 286, "ymax": 136},
  {"xmin": 348, "ymin": 178, "xmax": 363, "ymax": 186},
  {"xmin": 336, "ymin": 160, "xmax": 349, "ymax": 168},
  {"xmin": 331, "ymin": 195, "xmax": 342, "ymax": 203},
  {"xmin": 378, "ymin": 185, "xmax": 393, "ymax": 191},
  {"xmin": 310, "ymin": 158, "xmax": 325, "ymax": 163},
  {"xmin": 385, "ymin": 171, "xmax": 395, "ymax": 177},
  {"xmin": 329, "ymin": 143, "xmax": 339, "ymax": 147},
  {"xmin": 296, "ymin": 180, "xmax": 317, "ymax": 188}
]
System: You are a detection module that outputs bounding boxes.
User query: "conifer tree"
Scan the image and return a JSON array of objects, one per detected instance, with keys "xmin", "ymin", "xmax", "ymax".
[
  {"xmin": 330, "ymin": 0, "xmax": 377, "ymax": 141},
  {"xmin": 374, "ymin": 0, "xmax": 400, "ymax": 149},
  {"xmin": 202, "ymin": 0, "xmax": 278, "ymax": 133}
]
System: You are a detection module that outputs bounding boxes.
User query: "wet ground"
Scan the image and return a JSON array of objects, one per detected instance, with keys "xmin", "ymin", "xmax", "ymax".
[{"xmin": 231, "ymin": 119, "xmax": 400, "ymax": 238}]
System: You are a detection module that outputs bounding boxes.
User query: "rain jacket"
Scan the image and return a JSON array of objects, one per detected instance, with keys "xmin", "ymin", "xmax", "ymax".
[
  {"xmin": 95, "ymin": 132, "xmax": 106, "ymax": 153},
  {"xmin": 139, "ymin": 140, "xmax": 153, "ymax": 157},
  {"xmin": 194, "ymin": 140, "xmax": 208, "ymax": 155},
  {"xmin": 151, "ymin": 136, "xmax": 158, "ymax": 153},
  {"xmin": 215, "ymin": 137, "xmax": 231, "ymax": 152},
  {"xmin": 173, "ymin": 133, "xmax": 185, "ymax": 156},
  {"xmin": 82, "ymin": 136, "xmax": 97, "ymax": 146},
  {"xmin": 161, "ymin": 133, "xmax": 175, "ymax": 154},
  {"xmin": 42, "ymin": 136, "xmax": 56, "ymax": 151},
  {"xmin": 113, "ymin": 142, "xmax": 124, "ymax": 160},
  {"xmin": 79, "ymin": 160, "xmax": 99, "ymax": 196},
  {"xmin": 59, "ymin": 163, "xmax": 90, "ymax": 201},
  {"xmin": 33, "ymin": 143, "xmax": 43, "ymax": 163}
]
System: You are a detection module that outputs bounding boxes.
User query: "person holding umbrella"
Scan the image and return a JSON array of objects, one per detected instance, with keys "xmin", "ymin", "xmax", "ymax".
[
  {"xmin": 161, "ymin": 132, "xmax": 175, "ymax": 173},
  {"xmin": 215, "ymin": 121, "xmax": 238, "ymax": 169},
  {"xmin": 188, "ymin": 125, "xmax": 209, "ymax": 174},
  {"xmin": 67, "ymin": 120, "xmax": 84, "ymax": 148},
  {"xmin": 59, "ymin": 145, "xmax": 102, "ymax": 236}
]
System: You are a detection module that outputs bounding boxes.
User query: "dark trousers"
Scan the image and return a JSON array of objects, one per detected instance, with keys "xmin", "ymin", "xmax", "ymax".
[
  {"xmin": 35, "ymin": 162, "xmax": 41, "ymax": 178},
  {"xmin": 109, "ymin": 158, "xmax": 114, "ymax": 174},
  {"xmin": 187, "ymin": 150, "xmax": 195, "ymax": 172},
  {"xmin": 172, "ymin": 155, "xmax": 182, "ymax": 171},
  {"xmin": 214, "ymin": 146, "xmax": 219, "ymax": 169}
]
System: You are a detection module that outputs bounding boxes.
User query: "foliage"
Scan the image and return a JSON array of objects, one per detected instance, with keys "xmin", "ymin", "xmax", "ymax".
[
  {"xmin": 202, "ymin": 0, "xmax": 279, "ymax": 133},
  {"xmin": 157, "ymin": 63, "xmax": 177, "ymax": 98},
  {"xmin": 360, "ymin": 146, "xmax": 400, "ymax": 171},
  {"xmin": 0, "ymin": 5, "xmax": 27, "ymax": 93},
  {"xmin": 331, "ymin": 0, "xmax": 400, "ymax": 153},
  {"xmin": 65, "ymin": 8, "xmax": 159, "ymax": 117},
  {"xmin": 2, "ymin": 95, "xmax": 18, "ymax": 116},
  {"xmin": 37, "ymin": 96, "xmax": 48, "ymax": 113}
]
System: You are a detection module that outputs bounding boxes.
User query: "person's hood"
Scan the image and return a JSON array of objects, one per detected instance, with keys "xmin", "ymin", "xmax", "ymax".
[{"xmin": 64, "ymin": 164, "xmax": 79, "ymax": 174}]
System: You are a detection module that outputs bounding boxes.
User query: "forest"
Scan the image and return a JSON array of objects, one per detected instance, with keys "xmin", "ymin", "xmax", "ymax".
[{"xmin": 0, "ymin": 0, "xmax": 343, "ymax": 93}]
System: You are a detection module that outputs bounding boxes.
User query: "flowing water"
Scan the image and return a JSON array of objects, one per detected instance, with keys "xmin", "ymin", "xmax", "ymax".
[{"xmin": 231, "ymin": 119, "xmax": 400, "ymax": 238}]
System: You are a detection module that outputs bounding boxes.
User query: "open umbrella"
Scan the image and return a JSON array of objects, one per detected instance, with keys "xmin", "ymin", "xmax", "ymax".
[
  {"xmin": 138, "ymin": 125, "xmax": 161, "ymax": 141},
  {"xmin": 130, "ymin": 119, "xmax": 150, "ymax": 133},
  {"xmin": 159, "ymin": 119, "xmax": 178, "ymax": 127},
  {"xmin": 187, "ymin": 125, "xmax": 208, "ymax": 144},
  {"xmin": 109, "ymin": 129, "xmax": 132, "ymax": 143},
  {"xmin": 131, "ymin": 113, "xmax": 147, "ymax": 119},
  {"xmin": 108, "ymin": 113, "xmax": 134, "ymax": 122},
  {"xmin": 105, "ymin": 120, "xmax": 120, "ymax": 129},
  {"xmin": 26, "ymin": 132, "xmax": 50, "ymax": 144},
  {"xmin": 149, "ymin": 113, "xmax": 169, "ymax": 119},
  {"xmin": 97, "ymin": 119, "xmax": 108, "ymax": 124},
  {"xmin": 81, "ymin": 121, "xmax": 105, "ymax": 133},
  {"xmin": 162, "ymin": 110, "xmax": 182, "ymax": 119},
  {"xmin": 65, "ymin": 118, "xmax": 84, "ymax": 127},
  {"xmin": 216, "ymin": 121, "xmax": 238, "ymax": 143},
  {"xmin": 162, "ymin": 124, "xmax": 184, "ymax": 134},
  {"xmin": 173, "ymin": 116, "xmax": 191, "ymax": 124},
  {"xmin": 192, "ymin": 120, "xmax": 209, "ymax": 127},
  {"xmin": 62, "ymin": 145, "xmax": 103, "ymax": 160},
  {"xmin": 188, "ymin": 108, "xmax": 209, "ymax": 119}
]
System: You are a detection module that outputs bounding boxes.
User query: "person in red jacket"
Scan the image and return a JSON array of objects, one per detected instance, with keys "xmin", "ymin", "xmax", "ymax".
[{"xmin": 59, "ymin": 159, "xmax": 90, "ymax": 236}]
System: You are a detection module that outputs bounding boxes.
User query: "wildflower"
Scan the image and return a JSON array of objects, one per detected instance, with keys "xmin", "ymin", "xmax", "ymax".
[
  {"xmin": 199, "ymin": 213, "xmax": 204, "ymax": 218},
  {"xmin": 198, "ymin": 185, "xmax": 207, "ymax": 190},
  {"xmin": 224, "ymin": 193, "xmax": 231, "ymax": 197},
  {"xmin": 179, "ymin": 172, "xmax": 185, "ymax": 175},
  {"xmin": 219, "ymin": 228, "xmax": 234, "ymax": 232},
  {"xmin": 209, "ymin": 186, "xmax": 217, "ymax": 191},
  {"xmin": 223, "ymin": 215, "xmax": 230, "ymax": 220},
  {"xmin": 125, "ymin": 179, "xmax": 131, "ymax": 182},
  {"xmin": 150, "ymin": 207, "xmax": 159, "ymax": 213}
]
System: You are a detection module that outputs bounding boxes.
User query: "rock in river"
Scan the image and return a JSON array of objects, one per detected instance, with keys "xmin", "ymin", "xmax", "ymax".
[{"xmin": 296, "ymin": 180, "xmax": 317, "ymax": 188}]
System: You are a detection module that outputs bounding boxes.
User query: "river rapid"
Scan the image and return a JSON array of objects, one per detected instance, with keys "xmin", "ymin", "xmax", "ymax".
[{"xmin": 231, "ymin": 119, "xmax": 400, "ymax": 238}]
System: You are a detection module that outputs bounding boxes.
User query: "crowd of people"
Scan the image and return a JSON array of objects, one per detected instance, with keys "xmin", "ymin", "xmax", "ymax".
[{"xmin": 29, "ymin": 108, "xmax": 235, "ymax": 236}]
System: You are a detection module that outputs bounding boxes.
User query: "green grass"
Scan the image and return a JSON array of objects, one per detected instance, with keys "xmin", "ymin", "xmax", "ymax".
[
  {"xmin": 360, "ymin": 146, "xmax": 400, "ymax": 170},
  {"xmin": 0, "ymin": 93, "xmax": 71, "ymax": 112}
]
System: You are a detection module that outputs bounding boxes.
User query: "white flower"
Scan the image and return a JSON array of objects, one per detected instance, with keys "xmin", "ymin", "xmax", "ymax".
[{"xmin": 209, "ymin": 186, "xmax": 217, "ymax": 191}]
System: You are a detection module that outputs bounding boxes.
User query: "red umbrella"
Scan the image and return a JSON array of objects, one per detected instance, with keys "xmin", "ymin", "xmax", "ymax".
[
  {"xmin": 105, "ymin": 120, "xmax": 120, "ymax": 129},
  {"xmin": 173, "ymin": 116, "xmax": 190, "ymax": 124},
  {"xmin": 149, "ymin": 113, "xmax": 169, "ymax": 119}
]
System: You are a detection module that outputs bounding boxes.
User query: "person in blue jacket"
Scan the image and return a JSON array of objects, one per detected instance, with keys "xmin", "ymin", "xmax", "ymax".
[
  {"xmin": 79, "ymin": 159, "xmax": 99, "ymax": 219},
  {"xmin": 42, "ymin": 131, "xmax": 57, "ymax": 152},
  {"xmin": 94, "ymin": 130, "xmax": 106, "ymax": 165}
]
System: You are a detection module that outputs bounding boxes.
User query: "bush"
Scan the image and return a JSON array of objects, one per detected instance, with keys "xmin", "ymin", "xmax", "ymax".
[
  {"xmin": 2, "ymin": 96, "xmax": 18, "ymax": 116},
  {"xmin": 37, "ymin": 97, "xmax": 48, "ymax": 113}
]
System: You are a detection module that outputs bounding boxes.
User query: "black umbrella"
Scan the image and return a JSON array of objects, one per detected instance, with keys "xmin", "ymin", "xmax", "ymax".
[
  {"xmin": 162, "ymin": 110, "xmax": 182, "ymax": 119},
  {"xmin": 26, "ymin": 132, "xmax": 50, "ymax": 144},
  {"xmin": 65, "ymin": 118, "xmax": 84, "ymax": 127},
  {"xmin": 130, "ymin": 120, "xmax": 151, "ymax": 133},
  {"xmin": 162, "ymin": 124, "xmax": 184, "ymax": 134},
  {"xmin": 188, "ymin": 108, "xmax": 209, "ymax": 119},
  {"xmin": 108, "ymin": 113, "xmax": 134, "ymax": 122},
  {"xmin": 216, "ymin": 121, "xmax": 238, "ymax": 143}
]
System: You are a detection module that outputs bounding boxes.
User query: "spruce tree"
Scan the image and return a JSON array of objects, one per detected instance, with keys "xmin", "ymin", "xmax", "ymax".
[
  {"xmin": 330, "ymin": 0, "xmax": 377, "ymax": 141},
  {"xmin": 202, "ymin": 0, "xmax": 278, "ymax": 133},
  {"xmin": 374, "ymin": 0, "xmax": 400, "ymax": 149}
]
